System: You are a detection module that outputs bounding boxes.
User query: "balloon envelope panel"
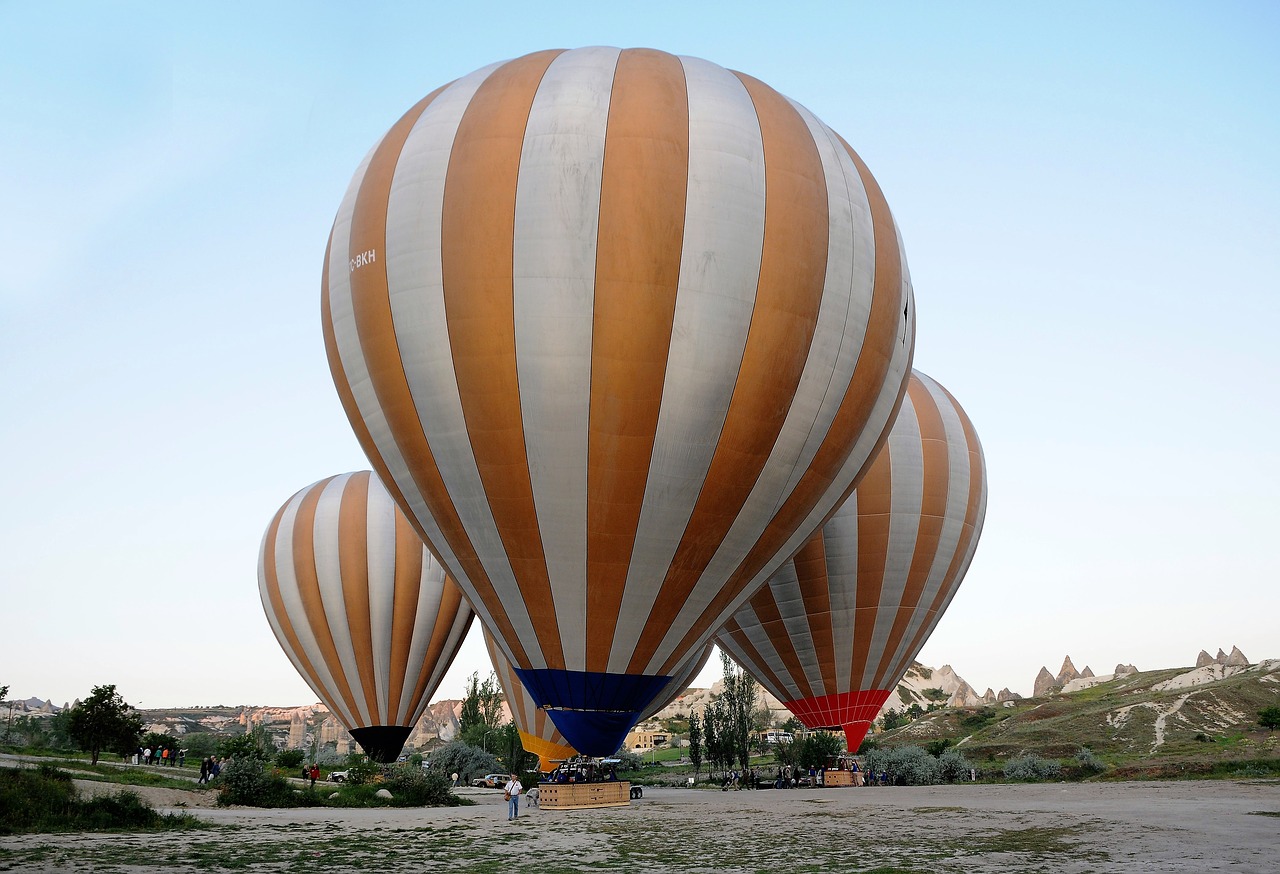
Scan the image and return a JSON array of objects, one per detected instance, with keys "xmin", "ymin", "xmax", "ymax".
[
  {"xmin": 258, "ymin": 471, "xmax": 474, "ymax": 762},
  {"xmin": 717, "ymin": 372, "xmax": 986, "ymax": 751},
  {"xmin": 323, "ymin": 47, "xmax": 914, "ymax": 756},
  {"xmin": 483, "ymin": 626, "xmax": 578, "ymax": 771}
]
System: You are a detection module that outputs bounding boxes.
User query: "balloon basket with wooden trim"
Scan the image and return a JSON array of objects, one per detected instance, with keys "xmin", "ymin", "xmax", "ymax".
[{"xmin": 538, "ymin": 781, "xmax": 631, "ymax": 810}]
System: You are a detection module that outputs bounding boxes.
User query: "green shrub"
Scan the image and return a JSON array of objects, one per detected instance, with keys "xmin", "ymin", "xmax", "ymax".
[
  {"xmin": 937, "ymin": 749, "xmax": 973, "ymax": 783},
  {"xmin": 1074, "ymin": 747, "xmax": 1106, "ymax": 775},
  {"xmin": 863, "ymin": 745, "xmax": 941, "ymax": 785},
  {"xmin": 217, "ymin": 757, "xmax": 298, "ymax": 807},
  {"xmin": 275, "ymin": 749, "xmax": 306, "ymax": 770},
  {"xmin": 426, "ymin": 740, "xmax": 502, "ymax": 784},
  {"xmin": 1003, "ymin": 755, "xmax": 1062, "ymax": 782},
  {"xmin": 0, "ymin": 764, "xmax": 197, "ymax": 834},
  {"xmin": 381, "ymin": 766, "xmax": 459, "ymax": 806}
]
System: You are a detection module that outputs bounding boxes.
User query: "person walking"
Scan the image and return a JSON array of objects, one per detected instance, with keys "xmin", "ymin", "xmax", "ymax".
[
  {"xmin": 198, "ymin": 757, "xmax": 209, "ymax": 784},
  {"xmin": 503, "ymin": 773, "xmax": 523, "ymax": 821},
  {"xmin": 309, "ymin": 763, "xmax": 319, "ymax": 789}
]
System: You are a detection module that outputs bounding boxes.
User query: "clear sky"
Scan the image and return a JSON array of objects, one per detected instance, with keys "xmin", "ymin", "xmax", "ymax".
[{"xmin": 2, "ymin": 2, "xmax": 1276, "ymax": 710}]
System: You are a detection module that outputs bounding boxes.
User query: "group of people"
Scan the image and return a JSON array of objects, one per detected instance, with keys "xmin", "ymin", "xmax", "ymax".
[
  {"xmin": 545, "ymin": 762, "xmax": 619, "ymax": 784},
  {"xmin": 300, "ymin": 763, "xmax": 321, "ymax": 788},
  {"xmin": 722, "ymin": 767, "xmax": 762, "ymax": 789},
  {"xmin": 197, "ymin": 756, "xmax": 222, "ymax": 783},
  {"xmin": 137, "ymin": 746, "xmax": 184, "ymax": 767}
]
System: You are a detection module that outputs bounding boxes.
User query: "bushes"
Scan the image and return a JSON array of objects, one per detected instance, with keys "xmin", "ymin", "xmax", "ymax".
[
  {"xmin": 0, "ymin": 764, "xmax": 197, "ymax": 834},
  {"xmin": 380, "ymin": 766, "xmax": 459, "ymax": 806},
  {"xmin": 426, "ymin": 740, "xmax": 502, "ymax": 784},
  {"xmin": 217, "ymin": 757, "xmax": 303, "ymax": 808},
  {"xmin": 937, "ymin": 749, "xmax": 974, "ymax": 783},
  {"xmin": 1002, "ymin": 754, "xmax": 1062, "ymax": 782}
]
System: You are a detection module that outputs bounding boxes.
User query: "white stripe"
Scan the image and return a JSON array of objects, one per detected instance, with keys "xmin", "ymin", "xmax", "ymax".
[
  {"xmin": 378, "ymin": 61, "xmax": 546, "ymax": 669},
  {"xmin": 822, "ymin": 506, "xmax": 859, "ymax": 696},
  {"xmin": 398, "ymin": 551, "xmax": 445, "ymax": 723},
  {"xmin": 364, "ymin": 477, "xmax": 398, "ymax": 724},
  {"xmin": 859, "ymin": 397, "xmax": 924, "ymax": 688},
  {"xmin": 514, "ymin": 46, "xmax": 620, "ymax": 673},
  {"xmin": 312, "ymin": 474, "xmax": 372, "ymax": 726},
  {"xmin": 273, "ymin": 487, "xmax": 358, "ymax": 728},
  {"xmin": 609, "ymin": 55, "xmax": 766, "ymax": 673}
]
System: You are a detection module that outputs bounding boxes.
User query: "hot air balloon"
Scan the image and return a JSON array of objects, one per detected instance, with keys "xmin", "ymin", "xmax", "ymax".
[
  {"xmin": 717, "ymin": 371, "xmax": 986, "ymax": 752},
  {"xmin": 484, "ymin": 625, "xmax": 713, "ymax": 770},
  {"xmin": 322, "ymin": 47, "xmax": 914, "ymax": 755},
  {"xmin": 258, "ymin": 471, "xmax": 474, "ymax": 762}
]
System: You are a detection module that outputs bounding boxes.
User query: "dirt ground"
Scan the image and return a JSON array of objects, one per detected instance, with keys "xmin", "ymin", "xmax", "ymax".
[{"xmin": 3, "ymin": 779, "xmax": 1278, "ymax": 872}]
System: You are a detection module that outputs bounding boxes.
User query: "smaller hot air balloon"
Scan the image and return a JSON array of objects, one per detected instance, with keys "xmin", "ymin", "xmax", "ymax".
[
  {"xmin": 258, "ymin": 471, "xmax": 474, "ymax": 762},
  {"xmin": 717, "ymin": 371, "xmax": 986, "ymax": 752}
]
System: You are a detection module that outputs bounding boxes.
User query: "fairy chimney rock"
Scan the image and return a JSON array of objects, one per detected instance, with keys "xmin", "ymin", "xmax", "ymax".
[
  {"xmin": 1216, "ymin": 649, "xmax": 1229, "ymax": 663},
  {"xmin": 1034, "ymin": 666, "xmax": 1057, "ymax": 697},
  {"xmin": 1081, "ymin": 666, "xmax": 1095, "ymax": 679},
  {"xmin": 1226, "ymin": 646, "xmax": 1250, "ymax": 667},
  {"xmin": 1196, "ymin": 650, "xmax": 1216, "ymax": 668},
  {"xmin": 996, "ymin": 688, "xmax": 1022, "ymax": 702},
  {"xmin": 1055, "ymin": 656, "xmax": 1080, "ymax": 686}
]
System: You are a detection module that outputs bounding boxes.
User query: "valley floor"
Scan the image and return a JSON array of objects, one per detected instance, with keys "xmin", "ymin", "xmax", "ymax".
[{"xmin": 2, "ymin": 779, "xmax": 1277, "ymax": 872}]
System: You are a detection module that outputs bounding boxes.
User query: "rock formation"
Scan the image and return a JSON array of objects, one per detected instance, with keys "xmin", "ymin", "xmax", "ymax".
[
  {"xmin": 1055, "ymin": 656, "xmax": 1081, "ymax": 686},
  {"xmin": 1033, "ymin": 666, "xmax": 1057, "ymax": 697},
  {"xmin": 1226, "ymin": 646, "xmax": 1250, "ymax": 667},
  {"xmin": 1114, "ymin": 664, "xmax": 1138, "ymax": 676},
  {"xmin": 1080, "ymin": 666, "xmax": 1095, "ymax": 679},
  {"xmin": 1196, "ymin": 650, "xmax": 1215, "ymax": 668},
  {"xmin": 996, "ymin": 688, "xmax": 1022, "ymax": 702}
]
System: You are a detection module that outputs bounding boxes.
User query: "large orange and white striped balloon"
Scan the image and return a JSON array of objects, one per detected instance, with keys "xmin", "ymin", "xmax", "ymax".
[
  {"xmin": 258, "ymin": 471, "xmax": 474, "ymax": 762},
  {"xmin": 717, "ymin": 372, "xmax": 986, "ymax": 752},
  {"xmin": 323, "ymin": 47, "xmax": 914, "ymax": 755}
]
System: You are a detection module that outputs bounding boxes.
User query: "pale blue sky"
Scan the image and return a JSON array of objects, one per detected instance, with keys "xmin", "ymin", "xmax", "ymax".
[{"xmin": 2, "ymin": 2, "xmax": 1276, "ymax": 709}]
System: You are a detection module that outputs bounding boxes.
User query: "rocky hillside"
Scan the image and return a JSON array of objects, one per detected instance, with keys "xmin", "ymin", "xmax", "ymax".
[{"xmin": 876, "ymin": 655, "xmax": 1280, "ymax": 773}]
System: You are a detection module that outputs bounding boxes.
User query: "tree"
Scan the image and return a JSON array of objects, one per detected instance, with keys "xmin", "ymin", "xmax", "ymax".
[
  {"xmin": 65, "ymin": 685, "xmax": 143, "ymax": 765},
  {"xmin": 880, "ymin": 707, "xmax": 905, "ymax": 731},
  {"xmin": 687, "ymin": 711, "xmax": 703, "ymax": 777},
  {"xmin": 458, "ymin": 672, "xmax": 504, "ymax": 749},
  {"xmin": 1259, "ymin": 706, "xmax": 1280, "ymax": 730},
  {"xmin": 717, "ymin": 651, "xmax": 757, "ymax": 771},
  {"xmin": 495, "ymin": 722, "xmax": 536, "ymax": 774}
]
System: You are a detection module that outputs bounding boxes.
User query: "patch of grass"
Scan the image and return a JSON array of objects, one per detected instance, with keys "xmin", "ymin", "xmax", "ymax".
[{"xmin": 0, "ymin": 764, "xmax": 201, "ymax": 835}]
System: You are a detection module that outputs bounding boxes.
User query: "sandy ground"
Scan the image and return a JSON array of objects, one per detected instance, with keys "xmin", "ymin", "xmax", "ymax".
[{"xmin": 2, "ymin": 777, "xmax": 1278, "ymax": 872}]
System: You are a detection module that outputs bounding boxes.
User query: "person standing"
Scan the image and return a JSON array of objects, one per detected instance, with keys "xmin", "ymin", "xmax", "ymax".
[
  {"xmin": 198, "ymin": 757, "xmax": 209, "ymax": 784},
  {"xmin": 503, "ymin": 773, "xmax": 523, "ymax": 821},
  {"xmin": 309, "ymin": 763, "xmax": 319, "ymax": 789}
]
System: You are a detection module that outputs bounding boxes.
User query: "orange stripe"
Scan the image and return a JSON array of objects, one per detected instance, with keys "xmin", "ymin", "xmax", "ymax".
[
  {"xmin": 343, "ymin": 79, "xmax": 534, "ymax": 670},
  {"xmin": 290, "ymin": 480, "xmax": 366, "ymax": 725},
  {"xmin": 792, "ymin": 532, "xmax": 837, "ymax": 695},
  {"xmin": 585, "ymin": 48, "xmax": 689, "ymax": 673},
  {"xmin": 337, "ymin": 473, "xmax": 380, "ymax": 722},
  {"xmin": 261, "ymin": 499, "xmax": 348, "ymax": 725},
  {"xmin": 849, "ymin": 452, "xmax": 894, "ymax": 685},
  {"xmin": 629, "ymin": 70, "xmax": 830, "ymax": 673},
  {"xmin": 386, "ymin": 507, "xmax": 425, "ymax": 724},
  {"xmin": 747, "ymin": 583, "xmax": 816, "ymax": 701},
  {"xmin": 870, "ymin": 378, "xmax": 948, "ymax": 689},
  {"xmin": 440, "ymin": 50, "xmax": 566, "ymax": 671},
  {"xmin": 889, "ymin": 389, "xmax": 985, "ymax": 681},
  {"xmin": 653, "ymin": 128, "xmax": 909, "ymax": 677}
]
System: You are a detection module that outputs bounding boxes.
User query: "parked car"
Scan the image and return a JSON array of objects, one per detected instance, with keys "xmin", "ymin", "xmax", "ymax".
[
  {"xmin": 471, "ymin": 773, "xmax": 509, "ymax": 788},
  {"xmin": 329, "ymin": 769, "xmax": 350, "ymax": 783}
]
